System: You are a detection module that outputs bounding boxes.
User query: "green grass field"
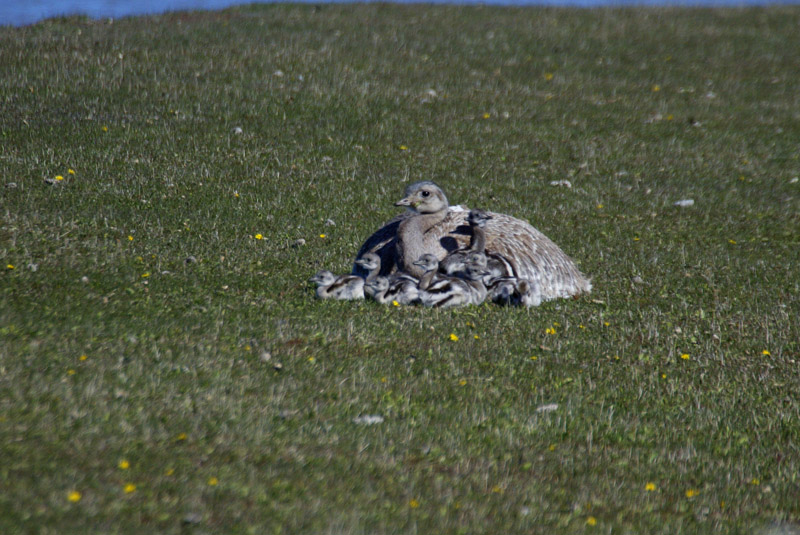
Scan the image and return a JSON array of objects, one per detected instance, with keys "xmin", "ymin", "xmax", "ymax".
[{"xmin": 2, "ymin": 4, "xmax": 800, "ymax": 533}]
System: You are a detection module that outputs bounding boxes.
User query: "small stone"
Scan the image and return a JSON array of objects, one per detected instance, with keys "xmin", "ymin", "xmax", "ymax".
[
  {"xmin": 81, "ymin": 276, "xmax": 89, "ymax": 284},
  {"xmin": 353, "ymin": 415, "xmax": 384, "ymax": 425},
  {"xmin": 182, "ymin": 512, "xmax": 202, "ymax": 525},
  {"xmin": 549, "ymin": 180, "xmax": 572, "ymax": 188},
  {"xmin": 790, "ymin": 177, "xmax": 799, "ymax": 184},
  {"xmin": 5, "ymin": 182, "xmax": 17, "ymax": 189},
  {"xmin": 232, "ymin": 126, "xmax": 243, "ymax": 135},
  {"xmin": 324, "ymin": 219, "xmax": 336, "ymax": 226},
  {"xmin": 674, "ymin": 199, "xmax": 694, "ymax": 207},
  {"xmin": 292, "ymin": 238, "xmax": 306, "ymax": 248},
  {"xmin": 260, "ymin": 351, "xmax": 272, "ymax": 363},
  {"xmin": 27, "ymin": 263, "xmax": 38, "ymax": 272},
  {"xmin": 273, "ymin": 362, "xmax": 283, "ymax": 372},
  {"xmin": 632, "ymin": 275, "xmax": 644, "ymax": 284},
  {"xmin": 535, "ymin": 403, "xmax": 559, "ymax": 413},
  {"xmin": 273, "ymin": 70, "xmax": 284, "ymax": 77}
]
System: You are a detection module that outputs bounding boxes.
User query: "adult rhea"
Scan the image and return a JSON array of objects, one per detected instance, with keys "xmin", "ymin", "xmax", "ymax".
[{"xmin": 352, "ymin": 181, "xmax": 591, "ymax": 304}]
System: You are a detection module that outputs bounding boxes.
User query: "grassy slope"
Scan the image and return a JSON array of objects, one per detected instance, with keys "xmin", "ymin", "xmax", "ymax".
[{"xmin": 1, "ymin": 5, "xmax": 799, "ymax": 533}]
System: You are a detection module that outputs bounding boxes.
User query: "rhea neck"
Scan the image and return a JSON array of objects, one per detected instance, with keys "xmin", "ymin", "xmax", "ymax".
[{"xmin": 398, "ymin": 209, "xmax": 448, "ymax": 278}]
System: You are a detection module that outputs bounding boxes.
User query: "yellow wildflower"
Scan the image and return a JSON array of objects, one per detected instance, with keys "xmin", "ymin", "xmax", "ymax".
[
  {"xmin": 118, "ymin": 460, "xmax": 130, "ymax": 470},
  {"xmin": 79, "ymin": 354, "xmax": 88, "ymax": 361},
  {"xmin": 208, "ymin": 477, "xmax": 219, "ymax": 486},
  {"xmin": 254, "ymin": 234, "xmax": 263, "ymax": 240},
  {"xmin": 55, "ymin": 175, "xmax": 64, "ymax": 181},
  {"xmin": 449, "ymin": 333, "xmax": 459, "ymax": 342},
  {"xmin": 399, "ymin": 145, "xmax": 408, "ymax": 151},
  {"xmin": 102, "ymin": 126, "xmax": 108, "ymax": 132},
  {"xmin": 176, "ymin": 432, "xmax": 187, "ymax": 441},
  {"xmin": 685, "ymin": 488, "xmax": 698, "ymax": 498},
  {"xmin": 68, "ymin": 169, "xmax": 76, "ymax": 175},
  {"xmin": 67, "ymin": 490, "xmax": 82, "ymax": 502},
  {"xmin": 680, "ymin": 353, "xmax": 690, "ymax": 360},
  {"xmin": 127, "ymin": 235, "xmax": 133, "ymax": 241},
  {"xmin": 459, "ymin": 379, "xmax": 467, "ymax": 386},
  {"xmin": 762, "ymin": 350, "xmax": 770, "ymax": 356},
  {"xmin": 6, "ymin": 264, "xmax": 14, "ymax": 270},
  {"xmin": 544, "ymin": 72, "xmax": 554, "ymax": 81},
  {"xmin": 319, "ymin": 234, "xmax": 326, "ymax": 238},
  {"xmin": 392, "ymin": 300, "xmax": 400, "ymax": 307},
  {"xmin": 587, "ymin": 516, "xmax": 597, "ymax": 526},
  {"xmin": 545, "ymin": 327, "xmax": 556, "ymax": 335},
  {"xmin": 409, "ymin": 498, "xmax": 420, "ymax": 508},
  {"xmin": 482, "ymin": 112, "xmax": 490, "ymax": 119},
  {"xmin": 652, "ymin": 84, "xmax": 661, "ymax": 92},
  {"xmin": 124, "ymin": 483, "xmax": 136, "ymax": 493},
  {"xmin": 645, "ymin": 482, "xmax": 656, "ymax": 492}
]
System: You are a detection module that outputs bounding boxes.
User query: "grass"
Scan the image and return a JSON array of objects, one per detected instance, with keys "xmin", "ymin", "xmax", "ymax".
[{"xmin": 2, "ymin": 4, "xmax": 800, "ymax": 533}]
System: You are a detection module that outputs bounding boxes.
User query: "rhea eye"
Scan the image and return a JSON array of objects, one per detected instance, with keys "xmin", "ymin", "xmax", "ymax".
[{"xmin": 421, "ymin": 190, "xmax": 430, "ymax": 197}]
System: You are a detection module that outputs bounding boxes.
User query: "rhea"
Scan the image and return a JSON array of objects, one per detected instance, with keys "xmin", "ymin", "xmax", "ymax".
[
  {"xmin": 352, "ymin": 181, "xmax": 591, "ymax": 305},
  {"xmin": 414, "ymin": 254, "xmax": 487, "ymax": 308},
  {"xmin": 308, "ymin": 270, "xmax": 365, "ymax": 300}
]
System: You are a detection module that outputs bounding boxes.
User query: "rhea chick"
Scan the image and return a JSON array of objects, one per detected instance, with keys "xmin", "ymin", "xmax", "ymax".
[{"xmin": 309, "ymin": 270, "xmax": 365, "ymax": 300}]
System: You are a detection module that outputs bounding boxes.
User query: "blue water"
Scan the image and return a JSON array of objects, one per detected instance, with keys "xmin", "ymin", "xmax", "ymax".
[{"xmin": 2, "ymin": 0, "xmax": 797, "ymax": 26}]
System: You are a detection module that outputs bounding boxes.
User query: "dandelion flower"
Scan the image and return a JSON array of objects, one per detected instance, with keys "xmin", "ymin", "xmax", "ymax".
[
  {"xmin": 127, "ymin": 235, "xmax": 133, "ymax": 241},
  {"xmin": 474, "ymin": 335, "xmax": 480, "ymax": 340},
  {"xmin": 307, "ymin": 357, "xmax": 315, "ymax": 363},
  {"xmin": 141, "ymin": 272, "xmax": 150, "ymax": 278},
  {"xmin": 55, "ymin": 175, "xmax": 64, "ymax": 181},
  {"xmin": 6, "ymin": 264, "xmax": 14, "ymax": 270},
  {"xmin": 319, "ymin": 234, "xmax": 326, "ymax": 238},
  {"xmin": 729, "ymin": 239, "xmax": 737, "ymax": 245},
  {"xmin": 530, "ymin": 356, "xmax": 538, "ymax": 360},
  {"xmin": 165, "ymin": 468, "xmax": 175, "ymax": 476},
  {"xmin": 67, "ymin": 369, "xmax": 76, "ymax": 375},
  {"xmin": 491, "ymin": 485, "xmax": 503, "ymax": 494},
  {"xmin": 645, "ymin": 482, "xmax": 656, "ymax": 492},
  {"xmin": 102, "ymin": 126, "xmax": 108, "ymax": 132},
  {"xmin": 68, "ymin": 169, "xmax": 76, "ymax": 175},
  {"xmin": 459, "ymin": 379, "xmax": 467, "ymax": 386},
  {"xmin": 750, "ymin": 478, "xmax": 760, "ymax": 485},
  {"xmin": 449, "ymin": 333, "xmax": 459, "ymax": 342},
  {"xmin": 254, "ymin": 234, "xmax": 263, "ymax": 240},
  {"xmin": 208, "ymin": 477, "xmax": 219, "ymax": 486},
  {"xmin": 762, "ymin": 350, "xmax": 770, "ymax": 356},
  {"xmin": 587, "ymin": 516, "xmax": 597, "ymax": 526},
  {"xmin": 124, "ymin": 483, "xmax": 136, "ymax": 494},
  {"xmin": 685, "ymin": 488, "xmax": 698, "ymax": 498},
  {"xmin": 544, "ymin": 72, "xmax": 554, "ymax": 81},
  {"xmin": 545, "ymin": 327, "xmax": 556, "ymax": 335},
  {"xmin": 392, "ymin": 300, "xmax": 400, "ymax": 307},
  {"xmin": 399, "ymin": 145, "xmax": 408, "ymax": 151},
  {"xmin": 680, "ymin": 353, "xmax": 690, "ymax": 360},
  {"xmin": 409, "ymin": 498, "xmax": 420, "ymax": 508},
  {"xmin": 652, "ymin": 84, "xmax": 661, "ymax": 92},
  {"xmin": 67, "ymin": 490, "xmax": 82, "ymax": 502},
  {"xmin": 176, "ymin": 432, "xmax": 187, "ymax": 441},
  {"xmin": 118, "ymin": 460, "xmax": 130, "ymax": 470},
  {"xmin": 482, "ymin": 112, "xmax": 490, "ymax": 119}
]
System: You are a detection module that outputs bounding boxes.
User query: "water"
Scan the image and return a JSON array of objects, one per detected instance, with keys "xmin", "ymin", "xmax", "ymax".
[{"xmin": 1, "ymin": 0, "xmax": 797, "ymax": 27}]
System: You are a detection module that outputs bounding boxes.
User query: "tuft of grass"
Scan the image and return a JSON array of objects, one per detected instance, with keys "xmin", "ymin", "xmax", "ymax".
[{"xmin": 2, "ymin": 5, "xmax": 800, "ymax": 533}]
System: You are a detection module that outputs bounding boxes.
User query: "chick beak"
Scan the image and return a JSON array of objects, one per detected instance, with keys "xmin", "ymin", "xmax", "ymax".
[{"xmin": 394, "ymin": 196, "xmax": 413, "ymax": 207}]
